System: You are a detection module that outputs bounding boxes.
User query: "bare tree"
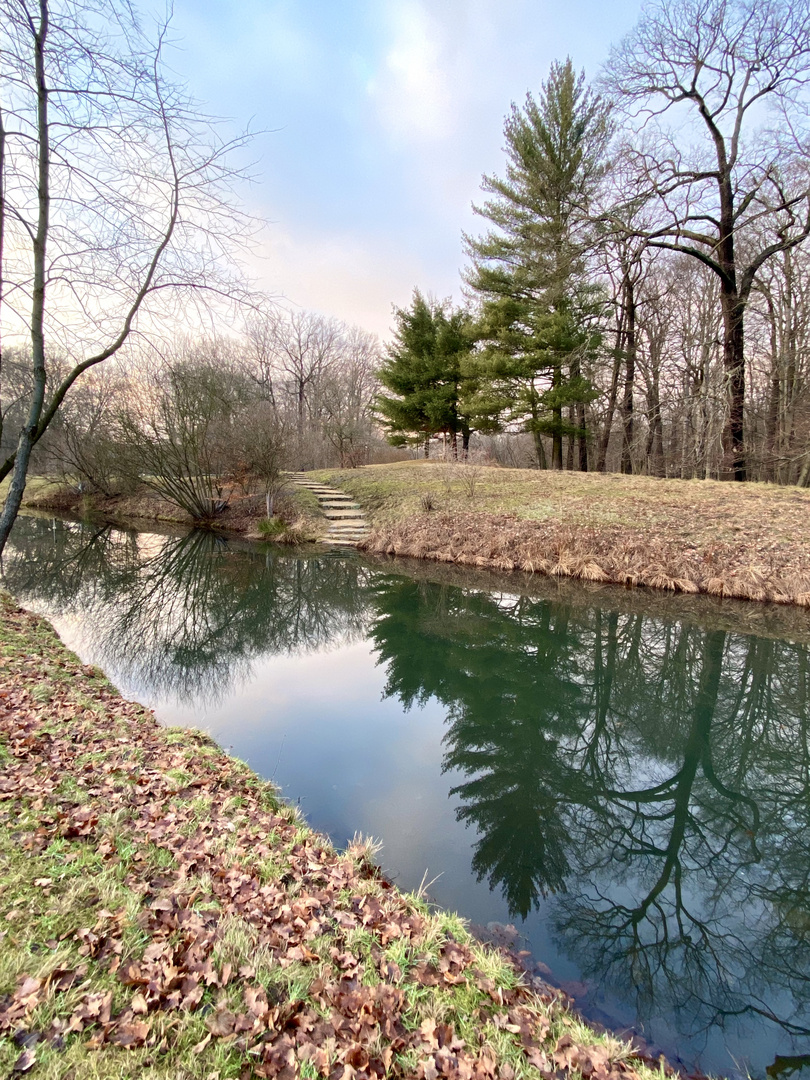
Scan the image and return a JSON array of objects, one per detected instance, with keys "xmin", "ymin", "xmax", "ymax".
[
  {"xmin": 118, "ymin": 352, "xmax": 256, "ymax": 521},
  {"xmin": 603, "ymin": 0, "xmax": 810, "ymax": 480},
  {"xmin": 256, "ymin": 310, "xmax": 343, "ymax": 438},
  {"xmin": 0, "ymin": 0, "xmax": 252, "ymax": 553},
  {"xmin": 320, "ymin": 327, "xmax": 380, "ymax": 467},
  {"xmin": 48, "ymin": 365, "xmax": 129, "ymax": 496}
]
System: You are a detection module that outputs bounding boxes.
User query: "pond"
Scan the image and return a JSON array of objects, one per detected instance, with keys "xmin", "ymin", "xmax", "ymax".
[{"xmin": 4, "ymin": 512, "xmax": 810, "ymax": 1079}]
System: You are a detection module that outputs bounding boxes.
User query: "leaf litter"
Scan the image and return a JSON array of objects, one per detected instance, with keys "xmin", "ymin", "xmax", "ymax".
[{"xmin": 0, "ymin": 593, "xmax": 680, "ymax": 1079}]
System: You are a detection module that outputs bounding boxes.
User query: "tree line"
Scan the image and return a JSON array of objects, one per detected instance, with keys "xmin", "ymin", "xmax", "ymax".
[
  {"xmin": 2, "ymin": 311, "xmax": 387, "ymax": 521},
  {"xmin": 377, "ymin": 0, "xmax": 810, "ymax": 484},
  {"xmin": 3, "ymin": 0, "xmax": 810, "ymax": 556}
]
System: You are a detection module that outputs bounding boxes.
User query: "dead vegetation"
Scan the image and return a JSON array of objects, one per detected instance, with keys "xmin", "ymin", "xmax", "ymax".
[
  {"xmin": 0, "ymin": 594, "xmax": 675, "ymax": 1080},
  {"xmin": 362, "ymin": 511, "xmax": 810, "ymax": 604},
  {"xmin": 313, "ymin": 463, "xmax": 810, "ymax": 607}
]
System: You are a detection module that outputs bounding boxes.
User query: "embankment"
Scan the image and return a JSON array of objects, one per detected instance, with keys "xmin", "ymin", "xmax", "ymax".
[
  {"xmin": 0, "ymin": 593, "xmax": 671, "ymax": 1080},
  {"xmin": 314, "ymin": 462, "xmax": 810, "ymax": 608}
]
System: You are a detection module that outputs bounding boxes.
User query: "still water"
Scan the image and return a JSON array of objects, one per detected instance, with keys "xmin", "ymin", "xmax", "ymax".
[{"xmin": 5, "ymin": 513, "xmax": 810, "ymax": 1078}]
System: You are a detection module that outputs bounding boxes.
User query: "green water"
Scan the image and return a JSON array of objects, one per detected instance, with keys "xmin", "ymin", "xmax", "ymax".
[{"xmin": 5, "ymin": 512, "xmax": 810, "ymax": 1078}]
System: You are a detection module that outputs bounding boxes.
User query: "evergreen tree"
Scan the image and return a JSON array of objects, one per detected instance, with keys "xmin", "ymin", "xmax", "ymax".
[
  {"xmin": 376, "ymin": 291, "xmax": 473, "ymax": 456},
  {"xmin": 464, "ymin": 59, "xmax": 609, "ymax": 469}
]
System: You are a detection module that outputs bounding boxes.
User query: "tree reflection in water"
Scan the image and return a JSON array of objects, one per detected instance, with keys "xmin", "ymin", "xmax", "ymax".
[
  {"xmin": 369, "ymin": 575, "xmax": 810, "ymax": 1052},
  {"xmin": 5, "ymin": 515, "xmax": 810, "ymax": 1066},
  {"xmin": 3, "ymin": 516, "xmax": 373, "ymax": 702}
]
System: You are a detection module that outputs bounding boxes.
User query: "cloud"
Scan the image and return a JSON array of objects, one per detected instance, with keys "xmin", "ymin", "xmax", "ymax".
[
  {"xmin": 367, "ymin": 1, "xmax": 455, "ymax": 143},
  {"xmin": 244, "ymin": 219, "xmax": 435, "ymax": 338}
]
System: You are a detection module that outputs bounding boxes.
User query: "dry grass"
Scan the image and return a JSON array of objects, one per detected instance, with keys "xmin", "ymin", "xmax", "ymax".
[{"xmin": 314, "ymin": 462, "xmax": 810, "ymax": 607}]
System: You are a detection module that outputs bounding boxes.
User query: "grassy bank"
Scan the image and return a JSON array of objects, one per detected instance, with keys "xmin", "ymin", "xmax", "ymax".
[
  {"xmin": 3, "ymin": 476, "xmax": 326, "ymax": 544},
  {"xmin": 0, "ymin": 594, "xmax": 666, "ymax": 1080},
  {"xmin": 315, "ymin": 462, "xmax": 810, "ymax": 607}
]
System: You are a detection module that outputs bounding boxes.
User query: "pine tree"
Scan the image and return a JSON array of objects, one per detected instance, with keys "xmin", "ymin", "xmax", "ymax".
[
  {"xmin": 464, "ymin": 59, "xmax": 609, "ymax": 469},
  {"xmin": 376, "ymin": 291, "xmax": 473, "ymax": 456}
]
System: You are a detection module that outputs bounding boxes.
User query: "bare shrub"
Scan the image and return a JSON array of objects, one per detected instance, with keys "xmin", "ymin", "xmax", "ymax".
[{"xmin": 442, "ymin": 448, "xmax": 495, "ymax": 500}]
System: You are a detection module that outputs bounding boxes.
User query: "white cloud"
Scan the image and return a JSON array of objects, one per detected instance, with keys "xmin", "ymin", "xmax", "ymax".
[
  {"xmin": 367, "ymin": 1, "xmax": 459, "ymax": 144},
  {"xmin": 245, "ymin": 220, "xmax": 436, "ymax": 338}
]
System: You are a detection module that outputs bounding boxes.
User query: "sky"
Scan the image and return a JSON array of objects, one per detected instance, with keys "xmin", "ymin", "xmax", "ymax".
[{"xmin": 161, "ymin": 0, "xmax": 645, "ymax": 340}]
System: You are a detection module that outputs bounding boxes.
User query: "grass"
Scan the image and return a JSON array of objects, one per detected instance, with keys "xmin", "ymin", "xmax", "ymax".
[
  {"xmin": 312, "ymin": 461, "xmax": 810, "ymax": 606},
  {"xmin": 0, "ymin": 475, "xmax": 65, "ymax": 505},
  {"xmin": 0, "ymin": 591, "xmax": 672, "ymax": 1080}
]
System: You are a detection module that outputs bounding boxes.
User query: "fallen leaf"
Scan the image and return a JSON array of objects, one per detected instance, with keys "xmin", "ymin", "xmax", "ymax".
[{"xmin": 12, "ymin": 1049, "xmax": 36, "ymax": 1073}]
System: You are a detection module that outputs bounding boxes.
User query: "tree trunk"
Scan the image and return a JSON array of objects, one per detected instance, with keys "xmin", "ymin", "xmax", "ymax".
[
  {"xmin": 568, "ymin": 351, "xmax": 588, "ymax": 472},
  {"xmin": 764, "ymin": 292, "xmax": 780, "ymax": 484},
  {"xmin": 0, "ymin": 2, "xmax": 49, "ymax": 557},
  {"xmin": 532, "ymin": 429, "xmax": 548, "ymax": 469},
  {"xmin": 720, "ymin": 286, "xmax": 746, "ymax": 481},
  {"xmin": 621, "ymin": 278, "xmax": 636, "ymax": 475},
  {"xmin": 566, "ymin": 412, "xmax": 574, "ymax": 471},
  {"xmin": 645, "ymin": 375, "xmax": 665, "ymax": 478},
  {"xmin": 577, "ymin": 401, "xmax": 588, "ymax": 471},
  {"xmin": 551, "ymin": 365, "xmax": 563, "ymax": 469},
  {"xmin": 596, "ymin": 346, "xmax": 622, "ymax": 472}
]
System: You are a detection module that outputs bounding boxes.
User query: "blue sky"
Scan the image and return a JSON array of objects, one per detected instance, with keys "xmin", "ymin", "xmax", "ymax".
[{"xmin": 163, "ymin": 0, "xmax": 644, "ymax": 338}]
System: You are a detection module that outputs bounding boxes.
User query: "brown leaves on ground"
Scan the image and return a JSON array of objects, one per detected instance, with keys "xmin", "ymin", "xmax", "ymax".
[{"xmin": 0, "ymin": 597, "xmax": 658, "ymax": 1079}]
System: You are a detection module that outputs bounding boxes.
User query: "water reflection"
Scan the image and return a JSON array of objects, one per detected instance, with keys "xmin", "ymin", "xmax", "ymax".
[
  {"xmin": 371, "ymin": 577, "xmax": 810, "ymax": 1043},
  {"xmin": 5, "ymin": 514, "xmax": 810, "ymax": 1073},
  {"xmin": 4, "ymin": 516, "xmax": 372, "ymax": 701}
]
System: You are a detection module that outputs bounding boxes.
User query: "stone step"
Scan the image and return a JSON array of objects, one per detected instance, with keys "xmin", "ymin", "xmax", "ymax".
[{"xmin": 287, "ymin": 475, "xmax": 368, "ymax": 547}]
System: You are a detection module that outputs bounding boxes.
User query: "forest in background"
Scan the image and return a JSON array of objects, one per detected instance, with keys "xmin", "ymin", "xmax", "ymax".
[{"xmin": 3, "ymin": 0, "xmax": 810, "ymax": 544}]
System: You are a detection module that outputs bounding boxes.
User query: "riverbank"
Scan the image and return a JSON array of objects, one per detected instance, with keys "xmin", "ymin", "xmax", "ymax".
[
  {"xmin": 315, "ymin": 462, "xmax": 810, "ymax": 608},
  {"xmin": 11, "ymin": 477, "xmax": 326, "ymax": 544},
  {"xmin": 0, "ymin": 593, "xmax": 669, "ymax": 1080}
]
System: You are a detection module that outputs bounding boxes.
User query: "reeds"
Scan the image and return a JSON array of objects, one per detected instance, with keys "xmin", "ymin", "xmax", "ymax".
[{"xmin": 360, "ymin": 512, "xmax": 810, "ymax": 608}]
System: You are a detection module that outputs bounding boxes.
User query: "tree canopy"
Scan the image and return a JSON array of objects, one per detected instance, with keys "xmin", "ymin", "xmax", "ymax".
[
  {"xmin": 376, "ymin": 291, "xmax": 473, "ymax": 455},
  {"xmin": 464, "ymin": 59, "xmax": 609, "ymax": 469}
]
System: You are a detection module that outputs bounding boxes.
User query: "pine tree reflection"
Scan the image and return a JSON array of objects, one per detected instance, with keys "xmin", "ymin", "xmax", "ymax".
[{"xmin": 369, "ymin": 574, "xmax": 810, "ymax": 1045}]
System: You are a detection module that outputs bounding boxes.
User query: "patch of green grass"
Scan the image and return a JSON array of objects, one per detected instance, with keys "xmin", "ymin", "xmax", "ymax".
[{"xmin": 256, "ymin": 514, "xmax": 288, "ymax": 537}]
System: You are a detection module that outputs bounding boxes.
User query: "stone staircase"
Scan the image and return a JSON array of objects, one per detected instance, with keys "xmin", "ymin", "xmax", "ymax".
[{"xmin": 286, "ymin": 473, "xmax": 370, "ymax": 547}]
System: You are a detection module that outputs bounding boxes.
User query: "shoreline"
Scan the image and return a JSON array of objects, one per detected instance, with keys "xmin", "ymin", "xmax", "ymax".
[
  {"xmin": 314, "ymin": 463, "xmax": 810, "ymax": 612},
  {"xmin": 22, "ymin": 460, "xmax": 810, "ymax": 611},
  {"xmin": 0, "ymin": 592, "xmax": 677, "ymax": 1080},
  {"xmin": 357, "ymin": 509, "xmax": 810, "ymax": 608}
]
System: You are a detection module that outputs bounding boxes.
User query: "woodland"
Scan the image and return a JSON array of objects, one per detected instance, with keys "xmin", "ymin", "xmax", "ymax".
[{"xmin": 2, "ymin": 0, "xmax": 810, "ymax": 552}]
